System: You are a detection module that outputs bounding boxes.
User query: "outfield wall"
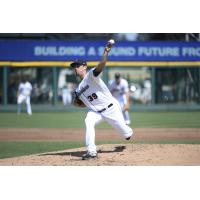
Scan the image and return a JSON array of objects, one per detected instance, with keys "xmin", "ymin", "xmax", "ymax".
[{"xmin": 0, "ymin": 40, "xmax": 200, "ymax": 111}]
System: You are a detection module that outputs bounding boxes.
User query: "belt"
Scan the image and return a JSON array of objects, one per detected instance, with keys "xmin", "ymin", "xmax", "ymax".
[{"xmin": 97, "ymin": 103, "xmax": 113, "ymax": 113}]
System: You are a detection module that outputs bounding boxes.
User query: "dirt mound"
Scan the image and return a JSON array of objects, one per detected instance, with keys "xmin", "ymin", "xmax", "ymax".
[{"xmin": 1, "ymin": 144, "xmax": 200, "ymax": 166}]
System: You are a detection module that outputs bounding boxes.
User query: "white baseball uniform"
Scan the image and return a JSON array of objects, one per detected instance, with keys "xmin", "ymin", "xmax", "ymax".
[
  {"xmin": 75, "ymin": 68, "xmax": 133, "ymax": 154},
  {"xmin": 62, "ymin": 86, "xmax": 72, "ymax": 105},
  {"xmin": 17, "ymin": 81, "xmax": 32, "ymax": 115},
  {"xmin": 108, "ymin": 78, "xmax": 131, "ymax": 125}
]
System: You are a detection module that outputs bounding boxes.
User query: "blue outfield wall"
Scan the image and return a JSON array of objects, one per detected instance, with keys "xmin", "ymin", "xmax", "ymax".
[{"xmin": 0, "ymin": 40, "xmax": 200, "ymax": 62}]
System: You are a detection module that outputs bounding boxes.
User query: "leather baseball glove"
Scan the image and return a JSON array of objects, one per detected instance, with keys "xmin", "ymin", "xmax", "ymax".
[{"xmin": 72, "ymin": 91, "xmax": 86, "ymax": 108}]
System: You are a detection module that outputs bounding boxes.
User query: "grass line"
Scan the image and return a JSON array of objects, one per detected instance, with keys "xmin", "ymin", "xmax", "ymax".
[{"xmin": 0, "ymin": 141, "xmax": 84, "ymax": 159}]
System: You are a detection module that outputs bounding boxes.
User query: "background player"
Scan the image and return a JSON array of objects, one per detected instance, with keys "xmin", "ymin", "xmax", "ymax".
[
  {"xmin": 62, "ymin": 84, "xmax": 72, "ymax": 106},
  {"xmin": 70, "ymin": 39, "xmax": 133, "ymax": 160},
  {"xmin": 108, "ymin": 73, "xmax": 131, "ymax": 125},
  {"xmin": 17, "ymin": 77, "xmax": 32, "ymax": 115}
]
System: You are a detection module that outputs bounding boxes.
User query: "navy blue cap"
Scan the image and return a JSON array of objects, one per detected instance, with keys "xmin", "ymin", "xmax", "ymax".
[
  {"xmin": 115, "ymin": 72, "xmax": 121, "ymax": 79},
  {"xmin": 70, "ymin": 59, "xmax": 87, "ymax": 68}
]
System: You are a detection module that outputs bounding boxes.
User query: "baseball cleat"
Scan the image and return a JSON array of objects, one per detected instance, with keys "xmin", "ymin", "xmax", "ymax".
[
  {"xmin": 82, "ymin": 152, "xmax": 98, "ymax": 160},
  {"xmin": 125, "ymin": 136, "xmax": 131, "ymax": 140}
]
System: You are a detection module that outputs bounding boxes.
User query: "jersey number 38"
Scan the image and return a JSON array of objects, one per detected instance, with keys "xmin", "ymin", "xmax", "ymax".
[{"xmin": 87, "ymin": 93, "xmax": 98, "ymax": 102}]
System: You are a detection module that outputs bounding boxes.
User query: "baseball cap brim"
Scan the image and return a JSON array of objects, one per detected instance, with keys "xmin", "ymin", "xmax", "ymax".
[{"xmin": 70, "ymin": 60, "xmax": 87, "ymax": 68}]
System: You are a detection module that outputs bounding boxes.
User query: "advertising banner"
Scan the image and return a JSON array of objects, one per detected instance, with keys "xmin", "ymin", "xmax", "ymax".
[{"xmin": 0, "ymin": 40, "xmax": 200, "ymax": 62}]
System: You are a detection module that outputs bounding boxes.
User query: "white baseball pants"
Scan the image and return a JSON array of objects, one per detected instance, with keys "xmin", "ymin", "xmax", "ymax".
[
  {"xmin": 118, "ymin": 96, "xmax": 131, "ymax": 125},
  {"xmin": 17, "ymin": 94, "xmax": 32, "ymax": 115},
  {"xmin": 62, "ymin": 93, "xmax": 72, "ymax": 105},
  {"xmin": 84, "ymin": 100, "xmax": 133, "ymax": 154}
]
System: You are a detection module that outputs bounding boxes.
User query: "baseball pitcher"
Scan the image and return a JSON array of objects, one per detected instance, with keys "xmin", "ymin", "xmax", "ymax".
[{"xmin": 70, "ymin": 39, "xmax": 133, "ymax": 160}]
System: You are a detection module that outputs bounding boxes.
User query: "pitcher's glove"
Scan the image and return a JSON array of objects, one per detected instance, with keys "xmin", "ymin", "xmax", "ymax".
[{"xmin": 72, "ymin": 91, "xmax": 86, "ymax": 108}]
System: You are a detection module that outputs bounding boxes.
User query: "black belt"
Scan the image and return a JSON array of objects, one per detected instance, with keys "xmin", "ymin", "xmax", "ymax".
[{"xmin": 97, "ymin": 103, "xmax": 113, "ymax": 113}]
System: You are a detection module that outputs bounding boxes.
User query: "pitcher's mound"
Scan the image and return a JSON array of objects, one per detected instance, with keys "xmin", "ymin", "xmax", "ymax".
[{"xmin": 0, "ymin": 144, "xmax": 200, "ymax": 166}]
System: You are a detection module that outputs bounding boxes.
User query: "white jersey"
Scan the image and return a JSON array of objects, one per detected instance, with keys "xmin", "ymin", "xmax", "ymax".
[
  {"xmin": 108, "ymin": 78, "xmax": 129, "ymax": 103},
  {"xmin": 75, "ymin": 68, "xmax": 115, "ymax": 112},
  {"xmin": 18, "ymin": 81, "xmax": 32, "ymax": 96}
]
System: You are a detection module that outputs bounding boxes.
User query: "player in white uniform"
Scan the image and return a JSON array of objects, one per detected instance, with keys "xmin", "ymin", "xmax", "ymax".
[
  {"xmin": 108, "ymin": 73, "xmax": 131, "ymax": 125},
  {"xmin": 17, "ymin": 78, "xmax": 32, "ymax": 115},
  {"xmin": 62, "ymin": 85, "xmax": 72, "ymax": 105},
  {"xmin": 70, "ymin": 39, "xmax": 133, "ymax": 160}
]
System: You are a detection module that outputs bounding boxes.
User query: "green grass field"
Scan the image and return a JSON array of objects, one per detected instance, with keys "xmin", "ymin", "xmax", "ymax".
[
  {"xmin": 0, "ymin": 111, "xmax": 200, "ymax": 159},
  {"xmin": 0, "ymin": 141, "xmax": 83, "ymax": 159},
  {"xmin": 1, "ymin": 111, "xmax": 200, "ymax": 128}
]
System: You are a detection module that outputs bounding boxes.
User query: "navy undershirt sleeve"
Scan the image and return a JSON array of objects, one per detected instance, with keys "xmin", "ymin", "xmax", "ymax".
[{"xmin": 93, "ymin": 69, "xmax": 101, "ymax": 77}]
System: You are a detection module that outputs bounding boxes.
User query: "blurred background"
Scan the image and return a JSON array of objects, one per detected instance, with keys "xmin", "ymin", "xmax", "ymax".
[{"xmin": 0, "ymin": 33, "xmax": 200, "ymax": 112}]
